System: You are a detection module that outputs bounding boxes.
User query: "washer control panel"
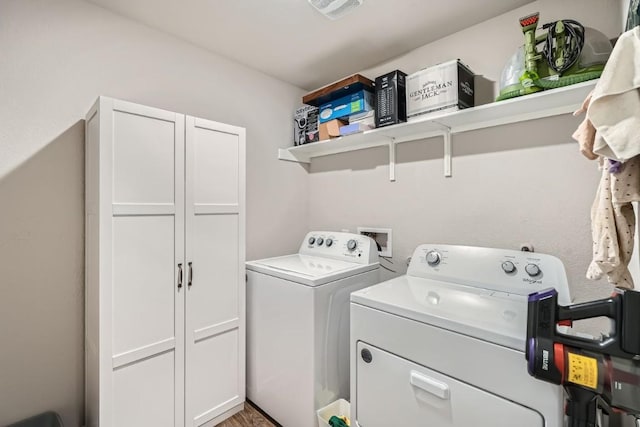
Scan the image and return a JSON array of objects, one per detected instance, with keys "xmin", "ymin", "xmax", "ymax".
[
  {"xmin": 299, "ymin": 231, "xmax": 378, "ymax": 264},
  {"xmin": 407, "ymin": 244, "xmax": 570, "ymax": 305}
]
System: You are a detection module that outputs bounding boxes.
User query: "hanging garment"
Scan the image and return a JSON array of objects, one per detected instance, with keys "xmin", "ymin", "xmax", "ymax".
[
  {"xmin": 572, "ymin": 90, "xmax": 599, "ymax": 160},
  {"xmin": 589, "ymin": 26, "xmax": 640, "ymax": 161},
  {"xmin": 587, "ymin": 157, "xmax": 640, "ymax": 289}
]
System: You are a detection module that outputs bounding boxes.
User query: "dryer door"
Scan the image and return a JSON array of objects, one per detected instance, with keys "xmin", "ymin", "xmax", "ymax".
[{"xmin": 356, "ymin": 342, "xmax": 544, "ymax": 427}]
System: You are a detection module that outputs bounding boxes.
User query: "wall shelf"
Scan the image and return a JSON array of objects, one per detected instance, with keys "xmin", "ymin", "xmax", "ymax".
[{"xmin": 278, "ymin": 80, "xmax": 596, "ymax": 180}]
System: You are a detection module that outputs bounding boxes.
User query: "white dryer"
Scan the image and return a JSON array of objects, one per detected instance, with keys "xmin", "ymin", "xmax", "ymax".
[
  {"xmin": 350, "ymin": 244, "xmax": 572, "ymax": 427},
  {"xmin": 247, "ymin": 231, "xmax": 380, "ymax": 427}
]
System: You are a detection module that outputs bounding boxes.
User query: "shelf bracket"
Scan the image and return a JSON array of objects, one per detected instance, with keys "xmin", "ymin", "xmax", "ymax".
[
  {"xmin": 443, "ymin": 129, "xmax": 452, "ymax": 177},
  {"xmin": 388, "ymin": 140, "xmax": 396, "ymax": 182},
  {"xmin": 432, "ymin": 125, "xmax": 452, "ymax": 177}
]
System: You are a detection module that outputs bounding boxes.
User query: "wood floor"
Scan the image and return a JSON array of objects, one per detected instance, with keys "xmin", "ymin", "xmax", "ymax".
[{"xmin": 217, "ymin": 401, "xmax": 279, "ymax": 427}]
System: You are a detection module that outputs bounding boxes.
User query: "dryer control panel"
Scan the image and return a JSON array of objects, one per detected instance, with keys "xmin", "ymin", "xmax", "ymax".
[
  {"xmin": 407, "ymin": 244, "xmax": 571, "ymax": 305},
  {"xmin": 299, "ymin": 231, "xmax": 378, "ymax": 265}
]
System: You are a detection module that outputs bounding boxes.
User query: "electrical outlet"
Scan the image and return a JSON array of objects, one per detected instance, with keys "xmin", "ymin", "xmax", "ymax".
[{"xmin": 357, "ymin": 227, "xmax": 392, "ymax": 257}]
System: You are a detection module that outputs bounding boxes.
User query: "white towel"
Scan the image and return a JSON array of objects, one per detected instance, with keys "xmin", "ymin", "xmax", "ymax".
[{"xmin": 589, "ymin": 27, "xmax": 640, "ymax": 161}]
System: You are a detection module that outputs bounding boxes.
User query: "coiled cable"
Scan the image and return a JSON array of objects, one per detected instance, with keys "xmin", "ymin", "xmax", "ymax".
[{"xmin": 541, "ymin": 19, "xmax": 585, "ymax": 74}]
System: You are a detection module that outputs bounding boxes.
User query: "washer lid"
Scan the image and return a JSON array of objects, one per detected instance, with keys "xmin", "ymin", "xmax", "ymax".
[
  {"xmin": 351, "ymin": 275, "xmax": 527, "ymax": 350},
  {"xmin": 246, "ymin": 254, "xmax": 378, "ymax": 286}
]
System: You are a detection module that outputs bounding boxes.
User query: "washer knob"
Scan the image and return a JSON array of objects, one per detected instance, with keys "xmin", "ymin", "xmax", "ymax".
[
  {"xmin": 426, "ymin": 251, "xmax": 441, "ymax": 266},
  {"xmin": 525, "ymin": 263, "xmax": 541, "ymax": 277},
  {"xmin": 347, "ymin": 239, "xmax": 358, "ymax": 251},
  {"xmin": 326, "ymin": 238, "xmax": 333, "ymax": 247},
  {"xmin": 308, "ymin": 237, "xmax": 316, "ymax": 245},
  {"xmin": 502, "ymin": 261, "xmax": 516, "ymax": 274},
  {"xmin": 317, "ymin": 237, "xmax": 324, "ymax": 246}
]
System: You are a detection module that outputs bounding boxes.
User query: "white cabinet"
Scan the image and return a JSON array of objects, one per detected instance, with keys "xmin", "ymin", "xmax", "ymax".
[{"xmin": 85, "ymin": 97, "xmax": 246, "ymax": 427}]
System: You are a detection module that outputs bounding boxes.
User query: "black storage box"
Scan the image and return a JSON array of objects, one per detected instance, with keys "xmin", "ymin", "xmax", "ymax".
[{"xmin": 374, "ymin": 70, "xmax": 407, "ymax": 128}]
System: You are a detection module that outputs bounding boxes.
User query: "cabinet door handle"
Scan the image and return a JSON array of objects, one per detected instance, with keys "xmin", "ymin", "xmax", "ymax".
[
  {"xmin": 177, "ymin": 263, "xmax": 183, "ymax": 289},
  {"xmin": 188, "ymin": 262, "xmax": 193, "ymax": 288},
  {"xmin": 410, "ymin": 371, "xmax": 450, "ymax": 400}
]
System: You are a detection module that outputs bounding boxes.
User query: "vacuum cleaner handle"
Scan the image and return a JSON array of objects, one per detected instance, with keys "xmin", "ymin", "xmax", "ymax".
[
  {"xmin": 557, "ymin": 297, "xmax": 617, "ymax": 322},
  {"xmin": 528, "ymin": 289, "xmax": 637, "ymax": 359}
]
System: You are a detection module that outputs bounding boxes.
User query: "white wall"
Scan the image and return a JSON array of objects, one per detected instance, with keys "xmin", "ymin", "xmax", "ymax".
[
  {"xmin": 309, "ymin": 0, "xmax": 623, "ymax": 305},
  {"xmin": 0, "ymin": 0, "xmax": 307, "ymax": 425}
]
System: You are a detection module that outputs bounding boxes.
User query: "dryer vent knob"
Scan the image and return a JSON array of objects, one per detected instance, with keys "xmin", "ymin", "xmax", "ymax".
[{"xmin": 347, "ymin": 239, "xmax": 358, "ymax": 251}]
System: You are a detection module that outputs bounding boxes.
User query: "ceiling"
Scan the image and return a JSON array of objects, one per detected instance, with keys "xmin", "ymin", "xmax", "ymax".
[{"xmin": 86, "ymin": 0, "xmax": 533, "ymax": 90}]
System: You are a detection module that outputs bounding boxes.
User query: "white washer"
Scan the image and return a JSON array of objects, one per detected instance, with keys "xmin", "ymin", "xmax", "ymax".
[
  {"xmin": 350, "ymin": 244, "xmax": 572, "ymax": 427},
  {"xmin": 247, "ymin": 231, "xmax": 380, "ymax": 427}
]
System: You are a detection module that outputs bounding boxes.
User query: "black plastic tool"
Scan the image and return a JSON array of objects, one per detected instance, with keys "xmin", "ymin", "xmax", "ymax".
[{"xmin": 526, "ymin": 288, "xmax": 640, "ymax": 426}]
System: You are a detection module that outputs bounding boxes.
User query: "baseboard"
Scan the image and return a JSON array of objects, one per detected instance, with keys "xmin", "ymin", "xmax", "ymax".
[{"xmin": 199, "ymin": 402, "xmax": 245, "ymax": 427}]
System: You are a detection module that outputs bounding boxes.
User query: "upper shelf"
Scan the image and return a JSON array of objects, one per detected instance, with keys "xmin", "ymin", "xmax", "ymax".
[{"xmin": 278, "ymin": 80, "xmax": 596, "ymax": 164}]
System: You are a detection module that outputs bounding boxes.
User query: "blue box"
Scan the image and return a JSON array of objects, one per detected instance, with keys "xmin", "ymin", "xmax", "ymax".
[
  {"xmin": 319, "ymin": 90, "xmax": 374, "ymax": 123},
  {"xmin": 339, "ymin": 122, "xmax": 374, "ymax": 136}
]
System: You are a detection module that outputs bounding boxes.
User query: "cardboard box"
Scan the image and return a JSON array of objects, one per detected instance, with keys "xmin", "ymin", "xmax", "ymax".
[
  {"xmin": 406, "ymin": 59, "xmax": 474, "ymax": 120},
  {"xmin": 319, "ymin": 118, "xmax": 348, "ymax": 140},
  {"xmin": 375, "ymin": 70, "xmax": 407, "ymax": 128},
  {"xmin": 319, "ymin": 90, "xmax": 374, "ymax": 123},
  {"xmin": 294, "ymin": 105, "xmax": 320, "ymax": 145},
  {"xmin": 303, "ymin": 74, "xmax": 374, "ymax": 107}
]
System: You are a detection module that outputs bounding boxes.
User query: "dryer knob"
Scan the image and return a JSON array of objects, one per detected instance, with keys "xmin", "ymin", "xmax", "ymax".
[
  {"xmin": 317, "ymin": 237, "xmax": 324, "ymax": 246},
  {"xmin": 308, "ymin": 237, "xmax": 316, "ymax": 245},
  {"xmin": 525, "ymin": 263, "xmax": 541, "ymax": 277},
  {"xmin": 502, "ymin": 261, "xmax": 516, "ymax": 274},
  {"xmin": 426, "ymin": 251, "xmax": 441, "ymax": 266},
  {"xmin": 347, "ymin": 239, "xmax": 358, "ymax": 251},
  {"xmin": 326, "ymin": 238, "xmax": 333, "ymax": 247}
]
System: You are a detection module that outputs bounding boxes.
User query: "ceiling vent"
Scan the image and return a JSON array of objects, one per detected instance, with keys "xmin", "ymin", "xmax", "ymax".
[{"xmin": 308, "ymin": 0, "xmax": 364, "ymax": 20}]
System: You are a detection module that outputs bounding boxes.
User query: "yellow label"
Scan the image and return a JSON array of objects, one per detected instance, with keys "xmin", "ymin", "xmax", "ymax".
[
  {"xmin": 567, "ymin": 353, "xmax": 598, "ymax": 389},
  {"xmin": 350, "ymin": 100, "xmax": 362, "ymax": 112}
]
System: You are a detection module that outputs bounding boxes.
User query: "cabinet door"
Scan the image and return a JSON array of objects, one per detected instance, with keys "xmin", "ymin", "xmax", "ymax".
[
  {"xmin": 108, "ymin": 99, "xmax": 185, "ymax": 427},
  {"xmin": 184, "ymin": 116, "xmax": 245, "ymax": 426}
]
